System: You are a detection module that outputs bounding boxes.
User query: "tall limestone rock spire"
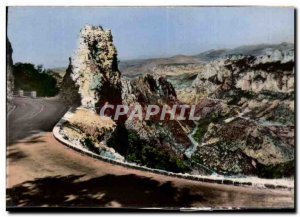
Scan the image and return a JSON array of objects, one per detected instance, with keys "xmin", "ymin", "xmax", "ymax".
[{"xmin": 71, "ymin": 25, "xmax": 122, "ymax": 110}]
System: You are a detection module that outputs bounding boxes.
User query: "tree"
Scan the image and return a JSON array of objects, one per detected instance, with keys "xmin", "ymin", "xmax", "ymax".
[{"xmin": 13, "ymin": 62, "xmax": 59, "ymax": 97}]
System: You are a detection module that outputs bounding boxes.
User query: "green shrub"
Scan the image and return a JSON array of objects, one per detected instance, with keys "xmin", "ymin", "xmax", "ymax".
[
  {"xmin": 191, "ymin": 154, "xmax": 204, "ymax": 164},
  {"xmin": 13, "ymin": 63, "xmax": 59, "ymax": 96},
  {"xmin": 81, "ymin": 137, "xmax": 99, "ymax": 155},
  {"xmin": 107, "ymin": 127, "xmax": 189, "ymax": 173},
  {"xmin": 257, "ymin": 160, "xmax": 294, "ymax": 179},
  {"xmin": 192, "ymin": 119, "xmax": 211, "ymax": 143},
  {"xmin": 192, "ymin": 113, "xmax": 222, "ymax": 143}
]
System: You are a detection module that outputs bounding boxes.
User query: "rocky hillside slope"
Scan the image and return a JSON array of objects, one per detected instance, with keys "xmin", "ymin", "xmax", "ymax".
[
  {"xmin": 187, "ymin": 45, "xmax": 295, "ymax": 178},
  {"xmin": 190, "ymin": 47, "xmax": 294, "ymax": 124}
]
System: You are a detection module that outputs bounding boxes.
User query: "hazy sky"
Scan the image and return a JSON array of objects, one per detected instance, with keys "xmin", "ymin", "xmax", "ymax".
[{"xmin": 7, "ymin": 7, "xmax": 294, "ymax": 68}]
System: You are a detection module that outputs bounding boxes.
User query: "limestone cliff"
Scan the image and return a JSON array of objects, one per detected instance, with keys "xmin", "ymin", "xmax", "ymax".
[
  {"xmin": 191, "ymin": 50, "xmax": 294, "ymax": 125},
  {"xmin": 192, "ymin": 52, "xmax": 294, "ymax": 96}
]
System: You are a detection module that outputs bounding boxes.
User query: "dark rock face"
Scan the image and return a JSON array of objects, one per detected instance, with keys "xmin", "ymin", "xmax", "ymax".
[
  {"xmin": 60, "ymin": 58, "xmax": 81, "ymax": 106},
  {"xmin": 128, "ymin": 74, "xmax": 177, "ymax": 105},
  {"xmin": 7, "ymin": 38, "xmax": 14, "ymax": 104},
  {"xmin": 122, "ymin": 73, "xmax": 193, "ymax": 152},
  {"xmin": 119, "ymin": 74, "xmax": 193, "ymax": 170}
]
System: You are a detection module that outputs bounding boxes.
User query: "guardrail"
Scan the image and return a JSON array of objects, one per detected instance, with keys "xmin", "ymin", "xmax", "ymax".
[
  {"xmin": 52, "ymin": 109, "xmax": 294, "ymax": 191},
  {"xmin": 13, "ymin": 90, "xmax": 37, "ymax": 98}
]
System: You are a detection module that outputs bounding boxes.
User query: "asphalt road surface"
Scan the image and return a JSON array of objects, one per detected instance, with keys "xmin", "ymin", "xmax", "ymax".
[
  {"xmin": 6, "ymin": 97, "xmax": 294, "ymax": 210},
  {"xmin": 7, "ymin": 96, "xmax": 68, "ymax": 144}
]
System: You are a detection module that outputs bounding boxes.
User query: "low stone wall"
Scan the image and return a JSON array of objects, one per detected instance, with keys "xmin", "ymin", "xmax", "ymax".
[{"xmin": 53, "ymin": 110, "xmax": 294, "ymax": 191}]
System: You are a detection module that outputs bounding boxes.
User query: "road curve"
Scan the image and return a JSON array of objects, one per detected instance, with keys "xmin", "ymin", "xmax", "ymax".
[
  {"xmin": 7, "ymin": 97, "xmax": 68, "ymax": 144},
  {"xmin": 6, "ymin": 97, "xmax": 294, "ymax": 210}
]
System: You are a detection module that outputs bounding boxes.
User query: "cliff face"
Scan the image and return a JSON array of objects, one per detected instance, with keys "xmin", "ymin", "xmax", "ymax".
[
  {"xmin": 193, "ymin": 52, "xmax": 294, "ymax": 96},
  {"xmin": 7, "ymin": 38, "xmax": 14, "ymax": 103},
  {"xmin": 191, "ymin": 51, "xmax": 294, "ymax": 125}
]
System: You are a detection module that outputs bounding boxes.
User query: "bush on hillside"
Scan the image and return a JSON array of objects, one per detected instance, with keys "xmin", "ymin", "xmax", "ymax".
[{"xmin": 13, "ymin": 63, "xmax": 59, "ymax": 97}]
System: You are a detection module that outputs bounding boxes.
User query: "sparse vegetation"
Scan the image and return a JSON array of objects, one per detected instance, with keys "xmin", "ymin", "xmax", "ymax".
[
  {"xmin": 126, "ymin": 130, "xmax": 189, "ymax": 173},
  {"xmin": 81, "ymin": 137, "xmax": 100, "ymax": 155},
  {"xmin": 257, "ymin": 160, "xmax": 294, "ymax": 179},
  {"xmin": 107, "ymin": 126, "xmax": 189, "ymax": 173},
  {"xmin": 192, "ymin": 113, "xmax": 221, "ymax": 143},
  {"xmin": 224, "ymin": 89, "xmax": 254, "ymax": 105}
]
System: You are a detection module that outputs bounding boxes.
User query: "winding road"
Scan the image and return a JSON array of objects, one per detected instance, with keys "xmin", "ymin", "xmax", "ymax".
[{"xmin": 6, "ymin": 97, "xmax": 294, "ymax": 210}]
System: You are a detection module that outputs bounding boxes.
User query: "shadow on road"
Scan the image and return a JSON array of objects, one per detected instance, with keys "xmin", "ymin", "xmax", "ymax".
[
  {"xmin": 7, "ymin": 148, "xmax": 27, "ymax": 161},
  {"xmin": 6, "ymin": 174, "xmax": 203, "ymax": 208},
  {"xmin": 14, "ymin": 135, "xmax": 46, "ymax": 145}
]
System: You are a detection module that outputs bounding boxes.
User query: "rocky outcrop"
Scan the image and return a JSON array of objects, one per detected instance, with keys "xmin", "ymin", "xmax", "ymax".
[
  {"xmin": 60, "ymin": 58, "xmax": 81, "ymax": 106},
  {"xmin": 191, "ymin": 50, "xmax": 295, "ymax": 125},
  {"xmin": 60, "ymin": 25, "xmax": 192, "ymax": 173},
  {"xmin": 193, "ymin": 51, "xmax": 294, "ymax": 96},
  {"xmin": 7, "ymin": 38, "xmax": 14, "ymax": 104},
  {"xmin": 121, "ymin": 73, "xmax": 191, "ymax": 150},
  {"xmin": 125, "ymin": 74, "xmax": 177, "ymax": 105},
  {"xmin": 72, "ymin": 25, "xmax": 122, "ymax": 110}
]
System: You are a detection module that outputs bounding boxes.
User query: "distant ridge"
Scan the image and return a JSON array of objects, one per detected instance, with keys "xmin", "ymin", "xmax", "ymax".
[
  {"xmin": 50, "ymin": 42, "xmax": 294, "ymax": 76},
  {"xmin": 119, "ymin": 42, "xmax": 294, "ymax": 76}
]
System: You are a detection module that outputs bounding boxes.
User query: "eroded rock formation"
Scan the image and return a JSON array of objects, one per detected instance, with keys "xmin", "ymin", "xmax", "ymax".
[
  {"xmin": 71, "ymin": 25, "xmax": 122, "ymax": 110},
  {"xmin": 61, "ymin": 25, "xmax": 192, "ymax": 173}
]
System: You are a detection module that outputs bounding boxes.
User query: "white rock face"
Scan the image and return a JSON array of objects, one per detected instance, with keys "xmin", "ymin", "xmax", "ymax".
[
  {"xmin": 71, "ymin": 25, "xmax": 121, "ymax": 109},
  {"xmin": 255, "ymin": 49, "xmax": 294, "ymax": 64},
  {"xmin": 192, "ymin": 51, "xmax": 294, "ymax": 96},
  {"xmin": 192, "ymin": 63, "xmax": 232, "ymax": 95}
]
